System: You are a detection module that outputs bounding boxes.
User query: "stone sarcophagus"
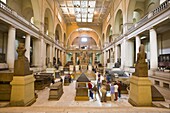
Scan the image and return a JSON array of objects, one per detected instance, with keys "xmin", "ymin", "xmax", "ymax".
[
  {"xmin": 0, "ymin": 72, "xmax": 13, "ymax": 101},
  {"xmin": 49, "ymin": 82, "xmax": 63, "ymax": 100}
]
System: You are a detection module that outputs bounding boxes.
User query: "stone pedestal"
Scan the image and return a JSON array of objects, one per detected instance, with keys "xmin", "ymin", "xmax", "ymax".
[
  {"xmin": 10, "ymin": 74, "xmax": 35, "ymax": 106},
  {"xmin": 75, "ymin": 82, "xmax": 89, "ymax": 101},
  {"xmin": 128, "ymin": 76, "xmax": 152, "ymax": 106}
]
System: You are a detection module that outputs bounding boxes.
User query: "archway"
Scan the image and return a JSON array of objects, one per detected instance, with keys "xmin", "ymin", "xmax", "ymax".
[
  {"xmin": 44, "ymin": 8, "xmax": 54, "ymax": 37},
  {"xmin": 114, "ymin": 9, "xmax": 123, "ymax": 34},
  {"xmin": 55, "ymin": 24, "xmax": 62, "ymax": 44},
  {"xmin": 106, "ymin": 24, "xmax": 112, "ymax": 43}
]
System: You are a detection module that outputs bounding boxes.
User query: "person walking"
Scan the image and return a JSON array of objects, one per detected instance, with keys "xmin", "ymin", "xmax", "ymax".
[
  {"xmin": 117, "ymin": 80, "xmax": 122, "ymax": 98},
  {"xmin": 114, "ymin": 82, "xmax": 118, "ymax": 101},
  {"xmin": 88, "ymin": 82, "xmax": 93, "ymax": 100},
  {"xmin": 110, "ymin": 82, "xmax": 115, "ymax": 102},
  {"xmin": 92, "ymin": 84, "xmax": 98, "ymax": 101},
  {"xmin": 100, "ymin": 82, "xmax": 107, "ymax": 102}
]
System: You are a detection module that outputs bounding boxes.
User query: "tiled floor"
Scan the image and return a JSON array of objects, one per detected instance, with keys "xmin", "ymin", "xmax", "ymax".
[{"xmin": 0, "ymin": 77, "xmax": 170, "ymax": 113}]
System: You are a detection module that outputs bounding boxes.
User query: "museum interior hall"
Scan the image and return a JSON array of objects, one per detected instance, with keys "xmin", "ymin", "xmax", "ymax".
[{"xmin": 0, "ymin": 0, "xmax": 170, "ymax": 113}]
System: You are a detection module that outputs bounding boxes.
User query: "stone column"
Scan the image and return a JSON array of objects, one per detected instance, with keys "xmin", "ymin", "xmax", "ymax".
[
  {"xmin": 32, "ymin": 39, "xmax": 41, "ymax": 66},
  {"xmin": 60, "ymin": 51, "xmax": 64, "ymax": 66},
  {"xmin": 49, "ymin": 45, "xmax": 53, "ymax": 63},
  {"xmin": 41, "ymin": 39, "xmax": 47, "ymax": 68},
  {"xmin": 7, "ymin": 26, "xmax": 16, "ymax": 69},
  {"xmin": 104, "ymin": 50, "xmax": 107, "ymax": 66},
  {"xmin": 150, "ymin": 28, "xmax": 158, "ymax": 70},
  {"xmin": 56, "ymin": 49, "xmax": 58, "ymax": 63},
  {"xmin": 121, "ymin": 40, "xmax": 125, "ymax": 69},
  {"xmin": 25, "ymin": 34, "xmax": 31, "ymax": 62},
  {"xmin": 92, "ymin": 52, "xmax": 95, "ymax": 66},
  {"xmin": 136, "ymin": 36, "xmax": 141, "ymax": 61},
  {"xmin": 125, "ymin": 40, "xmax": 134, "ymax": 67},
  {"xmin": 101, "ymin": 52, "xmax": 104, "ymax": 65},
  {"xmin": 115, "ymin": 45, "xmax": 118, "ymax": 63},
  {"xmin": 73, "ymin": 52, "xmax": 76, "ymax": 65}
]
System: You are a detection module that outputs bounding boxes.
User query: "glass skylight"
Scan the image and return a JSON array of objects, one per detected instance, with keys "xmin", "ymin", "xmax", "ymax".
[{"xmin": 60, "ymin": 0, "xmax": 96, "ymax": 23}]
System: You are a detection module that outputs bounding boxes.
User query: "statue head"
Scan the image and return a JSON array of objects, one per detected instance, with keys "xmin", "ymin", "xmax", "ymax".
[
  {"xmin": 139, "ymin": 44, "xmax": 145, "ymax": 53},
  {"xmin": 17, "ymin": 43, "xmax": 26, "ymax": 58}
]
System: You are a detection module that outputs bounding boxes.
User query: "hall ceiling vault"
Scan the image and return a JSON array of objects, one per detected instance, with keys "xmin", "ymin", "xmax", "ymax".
[{"xmin": 56, "ymin": 0, "xmax": 113, "ymax": 24}]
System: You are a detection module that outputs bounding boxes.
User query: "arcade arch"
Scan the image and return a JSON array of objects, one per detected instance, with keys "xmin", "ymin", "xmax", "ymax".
[{"xmin": 44, "ymin": 8, "xmax": 54, "ymax": 38}]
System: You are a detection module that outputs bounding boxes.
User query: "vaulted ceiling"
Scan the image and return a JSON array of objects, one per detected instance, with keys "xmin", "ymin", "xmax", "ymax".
[{"xmin": 56, "ymin": 0, "xmax": 113, "ymax": 25}]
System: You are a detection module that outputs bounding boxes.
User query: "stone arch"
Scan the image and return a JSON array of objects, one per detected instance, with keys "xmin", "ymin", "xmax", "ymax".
[
  {"xmin": 30, "ymin": 0, "xmax": 40, "ymax": 27},
  {"xmin": 106, "ymin": 24, "xmax": 112, "ymax": 43},
  {"xmin": 114, "ymin": 9, "xmax": 123, "ymax": 34},
  {"xmin": 133, "ymin": 9, "xmax": 144, "ymax": 23},
  {"xmin": 147, "ymin": 2, "xmax": 157, "ymax": 13},
  {"xmin": 55, "ymin": 24, "xmax": 62, "ymax": 43},
  {"xmin": 44, "ymin": 8, "xmax": 54, "ymax": 37},
  {"xmin": 67, "ymin": 28, "xmax": 101, "ymax": 48},
  {"xmin": 127, "ymin": 0, "xmax": 136, "ymax": 23},
  {"xmin": 20, "ymin": 0, "xmax": 33, "ymax": 22}
]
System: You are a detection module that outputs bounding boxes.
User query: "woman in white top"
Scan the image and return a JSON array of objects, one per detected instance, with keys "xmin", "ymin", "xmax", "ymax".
[{"xmin": 114, "ymin": 82, "xmax": 118, "ymax": 101}]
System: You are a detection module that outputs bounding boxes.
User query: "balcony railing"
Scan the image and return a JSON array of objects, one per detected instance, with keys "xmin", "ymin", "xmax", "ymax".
[
  {"xmin": 0, "ymin": 1, "xmax": 39, "ymax": 31},
  {"xmin": 127, "ymin": 0, "xmax": 170, "ymax": 35},
  {"xmin": 153, "ymin": 0, "xmax": 170, "ymax": 16}
]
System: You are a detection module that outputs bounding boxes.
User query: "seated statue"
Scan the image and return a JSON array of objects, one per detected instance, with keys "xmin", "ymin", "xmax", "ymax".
[
  {"xmin": 14, "ymin": 43, "xmax": 32, "ymax": 76},
  {"xmin": 135, "ymin": 44, "xmax": 148, "ymax": 77}
]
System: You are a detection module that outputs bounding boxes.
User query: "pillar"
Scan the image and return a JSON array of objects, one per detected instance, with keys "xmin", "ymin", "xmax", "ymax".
[
  {"xmin": 49, "ymin": 45, "xmax": 53, "ymax": 63},
  {"xmin": 125, "ymin": 40, "xmax": 134, "ymax": 67},
  {"xmin": 32, "ymin": 39, "xmax": 41, "ymax": 66},
  {"xmin": 136, "ymin": 36, "xmax": 141, "ymax": 61},
  {"xmin": 115, "ymin": 45, "xmax": 118, "ymax": 63},
  {"xmin": 92, "ymin": 52, "xmax": 95, "ymax": 65},
  {"xmin": 7, "ymin": 26, "xmax": 16, "ymax": 69},
  {"xmin": 73, "ymin": 52, "xmax": 76, "ymax": 65},
  {"xmin": 121, "ymin": 40, "xmax": 125, "ymax": 69},
  {"xmin": 150, "ymin": 28, "xmax": 158, "ymax": 70},
  {"xmin": 25, "ymin": 34, "xmax": 31, "ymax": 62},
  {"xmin": 43, "ymin": 40, "xmax": 47, "ymax": 68}
]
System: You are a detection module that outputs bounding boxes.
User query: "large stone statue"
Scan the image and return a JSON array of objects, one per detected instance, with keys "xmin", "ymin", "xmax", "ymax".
[
  {"xmin": 14, "ymin": 43, "xmax": 32, "ymax": 76},
  {"xmin": 135, "ymin": 44, "xmax": 148, "ymax": 77}
]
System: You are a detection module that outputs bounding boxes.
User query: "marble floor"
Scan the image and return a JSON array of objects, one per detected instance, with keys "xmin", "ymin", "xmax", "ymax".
[{"xmin": 0, "ymin": 77, "xmax": 170, "ymax": 113}]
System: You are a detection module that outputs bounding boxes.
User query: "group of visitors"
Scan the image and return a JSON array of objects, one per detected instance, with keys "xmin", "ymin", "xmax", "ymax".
[
  {"xmin": 110, "ymin": 80, "xmax": 122, "ymax": 101},
  {"xmin": 88, "ymin": 71, "xmax": 122, "ymax": 102}
]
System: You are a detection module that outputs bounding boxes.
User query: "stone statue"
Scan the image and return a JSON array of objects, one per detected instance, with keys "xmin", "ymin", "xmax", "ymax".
[
  {"xmin": 135, "ymin": 44, "xmax": 148, "ymax": 77},
  {"xmin": 14, "ymin": 43, "xmax": 32, "ymax": 76}
]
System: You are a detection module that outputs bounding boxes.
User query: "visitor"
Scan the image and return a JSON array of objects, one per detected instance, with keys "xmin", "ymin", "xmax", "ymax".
[
  {"xmin": 97, "ymin": 77, "xmax": 101, "ymax": 90},
  {"xmin": 88, "ymin": 82, "xmax": 93, "ymax": 100},
  {"xmin": 114, "ymin": 82, "xmax": 118, "ymax": 101},
  {"xmin": 70, "ymin": 74, "xmax": 74, "ymax": 82},
  {"xmin": 53, "ymin": 57, "xmax": 56, "ymax": 67},
  {"xmin": 117, "ymin": 80, "xmax": 122, "ymax": 98},
  {"xmin": 100, "ymin": 82, "xmax": 107, "ymax": 102},
  {"xmin": 92, "ymin": 84, "xmax": 98, "ymax": 101},
  {"xmin": 110, "ymin": 82, "xmax": 115, "ymax": 102}
]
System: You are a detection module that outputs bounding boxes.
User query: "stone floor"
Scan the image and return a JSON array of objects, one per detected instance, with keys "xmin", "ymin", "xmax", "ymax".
[{"xmin": 0, "ymin": 77, "xmax": 170, "ymax": 113}]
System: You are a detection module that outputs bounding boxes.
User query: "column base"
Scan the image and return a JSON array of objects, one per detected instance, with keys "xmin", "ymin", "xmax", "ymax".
[
  {"xmin": 128, "ymin": 76, "xmax": 152, "ymax": 106},
  {"xmin": 10, "ymin": 74, "xmax": 36, "ymax": 106}
]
